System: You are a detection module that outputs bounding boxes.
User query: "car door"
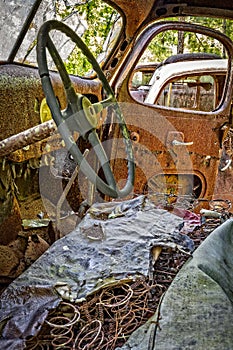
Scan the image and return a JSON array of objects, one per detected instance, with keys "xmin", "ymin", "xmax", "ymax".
[{"xmin": 108, "ymin": 21, "xmax": 233, "ymax": 206}]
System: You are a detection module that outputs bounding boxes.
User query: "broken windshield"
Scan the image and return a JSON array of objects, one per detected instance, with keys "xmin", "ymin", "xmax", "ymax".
[
  {"xmin": 0, "ymin": 0, "xmax": 121, "ymax": 75},
  {"xmin": 0, "ymin": 0, "xmax": 35, "ymax": 61}
]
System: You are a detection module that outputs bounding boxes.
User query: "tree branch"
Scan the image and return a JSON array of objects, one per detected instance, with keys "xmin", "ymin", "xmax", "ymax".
[{"xmin": 0, "ymin": 120, "xmax": 57, "ymax": 157}]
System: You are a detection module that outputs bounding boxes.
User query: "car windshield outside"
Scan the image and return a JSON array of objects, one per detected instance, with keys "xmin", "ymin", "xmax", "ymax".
[{"xmin": 0, "ymin": 0, "xmax": 121, "ymax": 75}]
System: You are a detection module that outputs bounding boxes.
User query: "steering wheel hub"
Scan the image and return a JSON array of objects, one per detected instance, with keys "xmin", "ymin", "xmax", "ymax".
[{"xmin": 81, "ymin": 95, "xmax": 98, "ymax": 129}]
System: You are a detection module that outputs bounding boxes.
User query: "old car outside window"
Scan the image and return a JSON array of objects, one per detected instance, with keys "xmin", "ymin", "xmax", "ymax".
[
  {"xmin": 151, "ymin": 74, "xmax": 219, "ymax": 111},
  {"xmin": 129, "ymin": 26, "xmax": 228, "ymax": 113}
]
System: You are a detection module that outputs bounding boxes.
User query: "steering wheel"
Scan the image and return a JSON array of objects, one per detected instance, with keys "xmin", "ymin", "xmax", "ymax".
[{"xmin": 36, "ymin": 20, "xmax": 134, "ymax": 198}]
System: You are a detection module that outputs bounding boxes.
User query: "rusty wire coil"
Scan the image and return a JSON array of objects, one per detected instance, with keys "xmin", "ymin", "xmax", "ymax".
[
  {"xmin": 51, "ymin": 332, "xmax": 74, "ymax": 348},
  {"xmin": 74, "ymin": 319, "xmax": 104, "ymax": 349},
  {"xmin": 45, "ymin": 302, "xmax": 80, "ymax": 329},
  {"xmin": 50, "ymin": 322, "xmax": 73, "ymax": 337},
  {"xmin": 99, "ymin": 283, "xmax": 133, "ymax": 308},
  {"xmin": 25, "ymin": 278, "xmax": 163, "ymax": 349}
]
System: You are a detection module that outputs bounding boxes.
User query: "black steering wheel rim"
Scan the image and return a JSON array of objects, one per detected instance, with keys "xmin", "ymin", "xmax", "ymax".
[{"xmin": 36, "ymin": 19, "xmax": 134, "ymax": 198}]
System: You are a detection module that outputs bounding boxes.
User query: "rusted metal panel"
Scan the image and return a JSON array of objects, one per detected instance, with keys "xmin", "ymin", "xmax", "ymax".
[
  {"xmin": 108, "ymin": 98, "xmax": 226, "ymax": 200},
  {"xmin": 0, "ymin": 63, "xmax": 102, "ymax": 141},
  {"xmin": 106, "ymin": 0, "xmax": 154, "ymax": 36}
]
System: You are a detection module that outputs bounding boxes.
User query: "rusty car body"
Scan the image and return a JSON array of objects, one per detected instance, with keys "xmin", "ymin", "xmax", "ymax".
[{"xmin": 1, "ymin": 0, "xmax": 233, "ymax": 348}]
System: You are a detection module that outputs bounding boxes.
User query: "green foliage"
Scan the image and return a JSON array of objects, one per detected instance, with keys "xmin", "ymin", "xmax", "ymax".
[
  {"xmin": 54, "ymin": 3, "xmax": 233, "ymax": 76},
  {"xmin": 186, "ymin": 17, "xmax": 233, "ymax": 57},
  {"xmin": 142, "ymin": 17, "xmax": 233, "ymax": 64},
  {"xmin": 143, "ymin": 30, "xmax": 177, "ymax": 63},
  {"xmin": 60, "ymin": 0, "xmax": 118, "ymax": 76}
]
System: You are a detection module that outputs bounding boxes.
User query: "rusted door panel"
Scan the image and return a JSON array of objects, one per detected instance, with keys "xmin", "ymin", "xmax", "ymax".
[{"xmin": 109, "ymin": 103, "xmax": 227, "ymax": 199}]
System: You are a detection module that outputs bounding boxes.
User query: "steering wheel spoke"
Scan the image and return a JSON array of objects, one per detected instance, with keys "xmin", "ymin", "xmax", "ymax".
[
  {"xmin": 37, "ymin": 19, "xmax": 135, "ymax": 198},
  {"xmin": 94, "ymin": 95, "xmax": 115, "ymax": 109}
]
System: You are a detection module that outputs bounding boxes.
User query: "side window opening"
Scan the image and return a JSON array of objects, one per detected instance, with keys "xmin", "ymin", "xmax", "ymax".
[{"xmin": 129, "ymin": 24, "xmax": 229, "ymax": 112}]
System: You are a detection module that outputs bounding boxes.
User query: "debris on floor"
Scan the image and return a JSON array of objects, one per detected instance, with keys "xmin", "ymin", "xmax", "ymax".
[{"xmin": 0, "ymin": 194, "xmax": 231, "ymax": 349}]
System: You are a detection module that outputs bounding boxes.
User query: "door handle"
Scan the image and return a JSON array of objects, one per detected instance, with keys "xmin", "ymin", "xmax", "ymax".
[{"xmin": 172, "ymin": 139, "xmax": 193, "ymax": 146}]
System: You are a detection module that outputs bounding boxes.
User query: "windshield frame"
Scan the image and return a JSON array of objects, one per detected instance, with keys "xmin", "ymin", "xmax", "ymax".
[{"xmin": 7, "ymin": 0, "xmax": 42, "ymax": 63}]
